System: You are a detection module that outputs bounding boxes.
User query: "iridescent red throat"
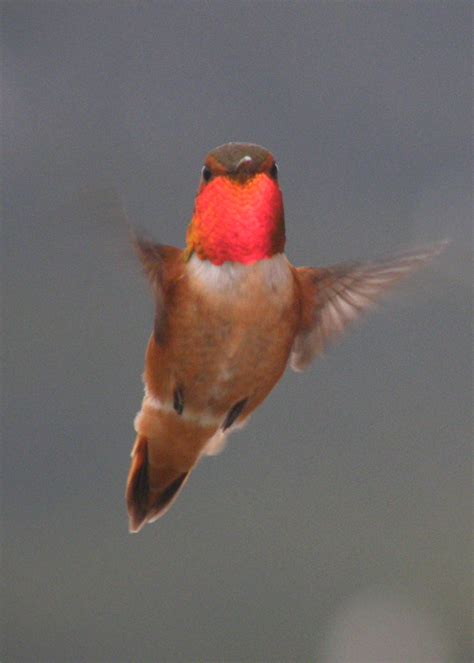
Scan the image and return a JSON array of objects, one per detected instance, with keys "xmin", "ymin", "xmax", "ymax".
[{"xmin": 186, "ymin": 174, "xmax": 285, "ymax": 266}]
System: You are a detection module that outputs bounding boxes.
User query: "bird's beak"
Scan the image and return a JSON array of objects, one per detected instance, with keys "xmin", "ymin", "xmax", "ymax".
[{"xmin": 235, "ymin": 155, "xmax": 253, "ymax": 173}]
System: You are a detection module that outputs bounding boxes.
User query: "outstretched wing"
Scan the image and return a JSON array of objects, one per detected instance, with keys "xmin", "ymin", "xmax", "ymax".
[
  {"xmin": 131, "ymin": 233, "xmax": 182, "ymax": 344},
  {"xmin": 291, "ymin": 242, "xmax": 447, "ymax": 372}
]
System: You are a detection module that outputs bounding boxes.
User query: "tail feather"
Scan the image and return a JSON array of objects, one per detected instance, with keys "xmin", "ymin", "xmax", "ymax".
[{"xmin": 126, "ymin": 435, "xmax": 190, "ymax": 533}]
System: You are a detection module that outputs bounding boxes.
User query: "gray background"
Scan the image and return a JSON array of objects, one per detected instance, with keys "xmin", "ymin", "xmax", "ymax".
[{"xmin": 2, "ymin": 2, "xmax": 471, "ymax": 662}]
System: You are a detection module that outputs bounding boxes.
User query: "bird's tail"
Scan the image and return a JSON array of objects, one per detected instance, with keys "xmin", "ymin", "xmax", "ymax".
[{"xmin": 126, "ymin": 435, "xmax": 191, "ymax": 533}]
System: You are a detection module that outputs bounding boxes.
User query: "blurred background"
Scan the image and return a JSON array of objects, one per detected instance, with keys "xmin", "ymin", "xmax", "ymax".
[{"xmin": 2, "ymin": 2, "xmax": 471, "ymax": 661}]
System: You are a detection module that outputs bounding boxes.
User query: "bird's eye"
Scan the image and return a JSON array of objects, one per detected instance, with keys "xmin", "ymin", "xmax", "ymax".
[
  {"xmin": 269, "ymin": 162, "xmax": 279, "ymax": 180},
  {"xmin": 201, "ymin": 166, "xmax": 213, "ymax": 182}
]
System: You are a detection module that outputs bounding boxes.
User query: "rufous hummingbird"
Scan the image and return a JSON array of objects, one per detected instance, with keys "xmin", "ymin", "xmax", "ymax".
[{"xmin": 126, "ymin": 142, "xmax": 445, "ymax": 533}]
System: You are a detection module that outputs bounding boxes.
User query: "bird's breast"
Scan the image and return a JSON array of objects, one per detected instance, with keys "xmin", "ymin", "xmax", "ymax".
[
  {"xmin": 145, "ymin": 253, "xmax": 299, "ymax": 417},
  {"xmin": 185, "ymin": 251, "xmax": 293, "ymax": 295}
]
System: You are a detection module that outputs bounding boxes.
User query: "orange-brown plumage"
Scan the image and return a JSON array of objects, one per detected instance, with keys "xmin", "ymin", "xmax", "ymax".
[{"xmin": 126, "ymin": 142, "xmax": 445, "ymax": 532}]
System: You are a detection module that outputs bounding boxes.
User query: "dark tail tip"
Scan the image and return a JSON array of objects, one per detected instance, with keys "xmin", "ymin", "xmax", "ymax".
[
  {"xmin": 126, "ymin": 435, "xmax": 149, "ymax": 533},
  {"xmin": 126, "ymin": 436, "xmax": 190, "ymax": 533}
]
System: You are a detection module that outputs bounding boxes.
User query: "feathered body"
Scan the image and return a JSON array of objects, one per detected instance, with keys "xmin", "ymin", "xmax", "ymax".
[{"xmin": 126, "ymin": 142, "xmax": 444, "ymax": 532}]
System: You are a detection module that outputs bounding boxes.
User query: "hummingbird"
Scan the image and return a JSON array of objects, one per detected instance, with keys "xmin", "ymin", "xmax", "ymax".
[{"xmin": 126, "ymin": 142, "xmax": 445, "ymax": 533}]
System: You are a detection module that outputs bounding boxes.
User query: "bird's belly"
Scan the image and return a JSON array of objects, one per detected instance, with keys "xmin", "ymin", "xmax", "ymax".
[
  {"xmin": 145, "ymin": 256, "xmax": 298, "ymax": 419},
  {"xmin": 173, "ymin": 303, "xmax": 294, "ymax": 414}
]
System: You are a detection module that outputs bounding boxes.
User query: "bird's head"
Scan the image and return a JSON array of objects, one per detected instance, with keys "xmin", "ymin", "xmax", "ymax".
[{"xmin": 186, "ymin": 142, "xmax": 285, "ymax": 265}]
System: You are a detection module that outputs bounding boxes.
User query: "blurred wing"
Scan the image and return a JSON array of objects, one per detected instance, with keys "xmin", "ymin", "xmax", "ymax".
[
  {"xmin": 131, "ymin": 233, "xmax": 182, "ymax": 344},
  {"xmin": 290, "ymin": 242, "xmax": 447, "ymax": 371}
]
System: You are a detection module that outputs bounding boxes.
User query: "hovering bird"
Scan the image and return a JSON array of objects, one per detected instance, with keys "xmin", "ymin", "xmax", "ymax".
[{"xmin": 126, "ymin": 142, "xmax": 444, "ymax": 532}]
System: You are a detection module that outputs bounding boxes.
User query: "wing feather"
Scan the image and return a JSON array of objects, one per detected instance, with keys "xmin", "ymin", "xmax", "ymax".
[
  {"xmin": 291, "ymin": 241, "xmax": 447, "ymax": 371},
  {"xmin": 131, "ymin": 232, "xmax": 182, "ymax": 345}
]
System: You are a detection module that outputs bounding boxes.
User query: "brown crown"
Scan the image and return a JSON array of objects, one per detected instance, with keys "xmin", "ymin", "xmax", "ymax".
[{"xmin": 204, "ymin": 142, "xmax": 275, "ymax": 178}]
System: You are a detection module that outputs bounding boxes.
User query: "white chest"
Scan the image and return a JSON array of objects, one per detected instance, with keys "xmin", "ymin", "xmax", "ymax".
[{"xmin": 186, "ymin": 253, "xmax": 294, "ymax": 302}]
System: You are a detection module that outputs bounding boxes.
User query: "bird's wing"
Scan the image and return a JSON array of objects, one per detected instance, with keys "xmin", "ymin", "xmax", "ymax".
[
  {"xmin": 290, "ymin": 242, "xmax": 447, "ymax": 372},
  {"xmin": 132, "ymin": 233, "xmax": 183, "ymax": 345}
]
